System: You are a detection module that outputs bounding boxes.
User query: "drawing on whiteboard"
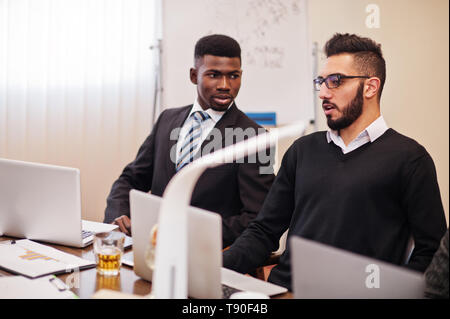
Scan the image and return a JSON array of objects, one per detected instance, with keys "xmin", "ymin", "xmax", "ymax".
[
  {"xmin": 163, "ymin": 0, "xmax": 314, "ymax": 124},
  {"xmin": 246, "ymin": 46, "xmax": 284, "ymax": 69},
  {"xmin": 205, "ymin": 0, "xmax": 302, "ymax": 69},
  {"xmin": 246, "ymin": 0, "xmax": 301, "ymax": 36}
]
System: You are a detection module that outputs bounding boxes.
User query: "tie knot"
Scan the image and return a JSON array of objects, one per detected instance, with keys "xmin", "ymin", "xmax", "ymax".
[{"xmin": 192, "ymin": 111, "xmax": 210, "ymax": 122}]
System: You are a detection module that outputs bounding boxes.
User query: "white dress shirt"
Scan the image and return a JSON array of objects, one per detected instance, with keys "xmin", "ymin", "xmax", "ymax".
[
  {"xmin": 326, "ymin": 116, "xmax": 389, "ymax": 154},
  {"xmin": 175, "ymin": 100, "xmax": 230, "ymax": 163}
]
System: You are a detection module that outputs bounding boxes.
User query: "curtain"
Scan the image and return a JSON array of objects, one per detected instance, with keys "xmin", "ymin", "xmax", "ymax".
[{"xmin": 0, "ymin": 0, "xmax": 159, "ymax": 221}]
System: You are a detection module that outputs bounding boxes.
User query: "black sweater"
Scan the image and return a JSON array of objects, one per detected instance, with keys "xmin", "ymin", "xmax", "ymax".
[{"xmin": 223, "ymin": 129, "xmax": 447, "ymax": 290}]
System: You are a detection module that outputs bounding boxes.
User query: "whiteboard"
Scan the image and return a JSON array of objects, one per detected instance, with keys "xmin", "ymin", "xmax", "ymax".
[{"xmin": 161, "ymin": 0, "xmax": 315, "ymax": 125}]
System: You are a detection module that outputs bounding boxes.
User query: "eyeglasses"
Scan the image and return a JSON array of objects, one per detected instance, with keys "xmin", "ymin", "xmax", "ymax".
[{"xmin": 313, "ymin": 73, "xmax": 370, "ymax": 91}]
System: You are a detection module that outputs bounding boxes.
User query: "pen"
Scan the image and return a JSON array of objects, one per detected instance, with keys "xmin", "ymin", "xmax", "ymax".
[
  {"xmin": 0, "ymin": 239, "xmax": 16, "ymax": 245},
  {"xmin": 49, "ymin": 276, "xmax": 68, "ymax": 292}
]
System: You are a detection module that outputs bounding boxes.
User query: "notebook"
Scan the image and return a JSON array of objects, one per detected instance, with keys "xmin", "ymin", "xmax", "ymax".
[{"xmin": 0, "ymin": 239, "xmax": 95, "ymax": 278}]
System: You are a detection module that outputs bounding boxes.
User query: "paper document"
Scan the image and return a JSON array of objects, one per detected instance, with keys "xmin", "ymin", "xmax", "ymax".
[
  {"xmin": 0, "ymin": 239, "xmax": 95, "ymax": 278},
  {"xmin": 124, "ymin": 235, "xmax": 133, "ymax": 250},
  {"xmin": 82, "ymin": 220, "xmax": 118, "ymax": 233},
  {"xmin": 121, "ymin": 251, "xmax": 134, "ymax": 267},
  {"xmin": 221, "ymin": 267, "xmax": 288, "ymax": 296},
  {"xmin": 0, "ymin": 275, "xmax": 77, "ymax": 299}
]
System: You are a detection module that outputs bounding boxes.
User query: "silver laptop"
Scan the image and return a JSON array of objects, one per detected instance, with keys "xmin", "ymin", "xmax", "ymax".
[
  {"xmin": 290, "ymin": 236, "xmax": 425, "ymax": 299},
  {"xmin": 0, "ymin": 158, "xmax": 117, "ymax": 248},
  {"xmin": 129, "ymin": 189, "xmax": 287, "ymax": 299}
]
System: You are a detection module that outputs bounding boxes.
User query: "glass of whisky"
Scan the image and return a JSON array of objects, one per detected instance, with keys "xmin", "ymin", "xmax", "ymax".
[{"xmin": 93, "ymin": 232, "xmax": 125, "ymax": 276}]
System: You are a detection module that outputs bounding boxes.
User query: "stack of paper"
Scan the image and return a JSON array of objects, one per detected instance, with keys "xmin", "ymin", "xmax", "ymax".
[
  {"xmin": 0, "ymin": 239, "xmax": 95, "ymax": 278},
  {"xmin": 0, "ymin": 275, "xmax": 77, "ymax": 299}
]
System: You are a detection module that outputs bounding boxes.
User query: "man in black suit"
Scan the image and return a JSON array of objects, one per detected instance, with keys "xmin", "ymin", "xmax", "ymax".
[{"xmin": 104, "ymin": 34, "xmax": 275, "ymax": 247}]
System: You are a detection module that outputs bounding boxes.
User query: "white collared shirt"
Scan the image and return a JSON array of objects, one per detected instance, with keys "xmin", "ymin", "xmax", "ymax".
[
  {"xmin": 326, "ymin": 116, "xmax": 389, "ymax": 154},
  {"xmin": 175, "ymin": 100, "xmax": 230, "ymax": 163}
]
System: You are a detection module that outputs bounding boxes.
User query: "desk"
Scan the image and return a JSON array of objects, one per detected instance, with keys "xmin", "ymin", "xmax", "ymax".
[
  {"xmin": 0, "ymin": 237, "xmax": 292, "ymax": 299},
  {"xmin": 0, "ymin": 236, "xmax": 150, "ymax": 298}
]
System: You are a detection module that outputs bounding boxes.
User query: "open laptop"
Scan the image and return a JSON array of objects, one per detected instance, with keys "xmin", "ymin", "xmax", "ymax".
[
  {"xmin": 290, "ymin": 236, "xmax": 425, "ymax": 299},
  {"xmin": 128, "ymin": 189, "xmax": 287, "ymax": 299},
  {"xmin": 0, "ymin": 158, "xmax": 117, "ymax": 248}
]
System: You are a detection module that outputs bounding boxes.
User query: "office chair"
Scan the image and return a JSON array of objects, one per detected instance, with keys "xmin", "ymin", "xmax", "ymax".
[{"xmin": 254, "ymin": 230, "xmax": 288, "ymax": 281}]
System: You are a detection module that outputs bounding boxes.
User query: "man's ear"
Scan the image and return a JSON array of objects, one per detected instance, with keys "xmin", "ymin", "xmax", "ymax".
[
  {"xmin": 364, "ymin": 77, "xmax": 380, "ymax": 99},
  {"xmin": 190, "ymin": 68, "xmax": 198, "ymax": 85}
]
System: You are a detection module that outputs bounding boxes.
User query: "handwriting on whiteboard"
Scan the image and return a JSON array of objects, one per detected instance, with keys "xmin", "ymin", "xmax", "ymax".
[{"xmin": 205, "ymin": 0, "xmax": 302, "ymax": 69}]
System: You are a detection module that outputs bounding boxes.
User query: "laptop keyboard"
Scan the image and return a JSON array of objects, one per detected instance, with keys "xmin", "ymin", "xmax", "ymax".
[
  {"xmin": 222, "ymin": 284, "xmax": 242, "ymax": 299},
  {"xmin": 81, "ymin": 230, "xmax": 94, "ymax": 239}
]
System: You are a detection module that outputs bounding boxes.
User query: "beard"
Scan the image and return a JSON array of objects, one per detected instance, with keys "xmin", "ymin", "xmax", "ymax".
[{"xmin": 326, "ymin": 82, "xmax": 364, "ymax": 131}]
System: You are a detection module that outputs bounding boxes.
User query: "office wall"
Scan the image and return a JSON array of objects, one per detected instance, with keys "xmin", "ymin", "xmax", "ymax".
[{"xmin": 308, "ymin": 0, "xmax": 449, "ymax": 224}]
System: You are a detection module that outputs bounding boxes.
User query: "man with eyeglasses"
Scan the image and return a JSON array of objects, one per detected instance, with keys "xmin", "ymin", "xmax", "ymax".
[{"xmin": 223, "ymin": 33, "xmax": 447, "ymax": 291}]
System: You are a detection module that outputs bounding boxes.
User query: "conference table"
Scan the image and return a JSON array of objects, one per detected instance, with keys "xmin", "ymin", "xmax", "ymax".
[{"xmin": 0, "ymin": 236, "xmax": 292, "ymax": 299}]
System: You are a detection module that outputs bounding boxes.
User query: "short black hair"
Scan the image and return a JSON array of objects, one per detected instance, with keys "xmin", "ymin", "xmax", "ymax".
[
  {"xmin": 194, "ymin": 34, "xmax": 241, "ymax": 63},
  {"xmin": 324, "ymin": 33, "xmax": 386, "ymax": 99}
]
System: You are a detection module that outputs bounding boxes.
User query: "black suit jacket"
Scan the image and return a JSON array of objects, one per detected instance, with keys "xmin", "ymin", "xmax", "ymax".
[{"xmin": 104, "ymin": 104, "xmax": 275, "ymax": 247}]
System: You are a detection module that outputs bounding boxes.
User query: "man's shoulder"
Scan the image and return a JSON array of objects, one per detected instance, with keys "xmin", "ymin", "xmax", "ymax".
[
  {"xmin": 159, "ymin": 105, "xmax": 192, "ymax": 118},
  {"xmin": 279, "ymin": 131, "xmax": 327, "ymax": 159},
  {"xmin": 292, "ymin": 131, "xmax": 327, "ymax": 147},
  {"xmin": 231, "ymin": 106, "xmax": 264, "ymax": 130},
  {"xmin": 379, "ymin": 129, "xmax": 428, "ymax": 156}
]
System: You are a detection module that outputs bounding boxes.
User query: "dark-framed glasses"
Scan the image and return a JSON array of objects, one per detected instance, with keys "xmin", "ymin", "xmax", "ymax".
[{"xmin": 313, "ymin": 73, "xmax": 370, "ymax": 91}]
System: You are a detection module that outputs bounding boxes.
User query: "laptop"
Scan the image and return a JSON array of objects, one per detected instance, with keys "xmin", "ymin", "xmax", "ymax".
[
  {"xmin": 0, "ymin": 158, "xmax": 118, "ymax": 248},
  {"xmin": 290, "ymin": 236, "xmax": 425, "ymax": 299},
  {"xmin": 128, "ymin": 189, "xmax": 287, "ymax": 299}
]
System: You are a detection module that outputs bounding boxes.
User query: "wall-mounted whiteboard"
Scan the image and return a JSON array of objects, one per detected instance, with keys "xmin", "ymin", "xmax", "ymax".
[{"xmin": 161, "ymin": 0, "xmax": 314, "ymax": 125}]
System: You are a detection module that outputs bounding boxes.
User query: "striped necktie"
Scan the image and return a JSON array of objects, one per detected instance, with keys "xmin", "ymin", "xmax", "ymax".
[{"xmin": 176, "ymin": 111, "xmax": 211, "ymax": 171}]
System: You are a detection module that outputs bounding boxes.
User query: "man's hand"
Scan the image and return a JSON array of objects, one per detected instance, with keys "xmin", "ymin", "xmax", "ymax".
[{"xmin": 112, "ymin": 215, "xmax": 132, "ymax": 236}]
